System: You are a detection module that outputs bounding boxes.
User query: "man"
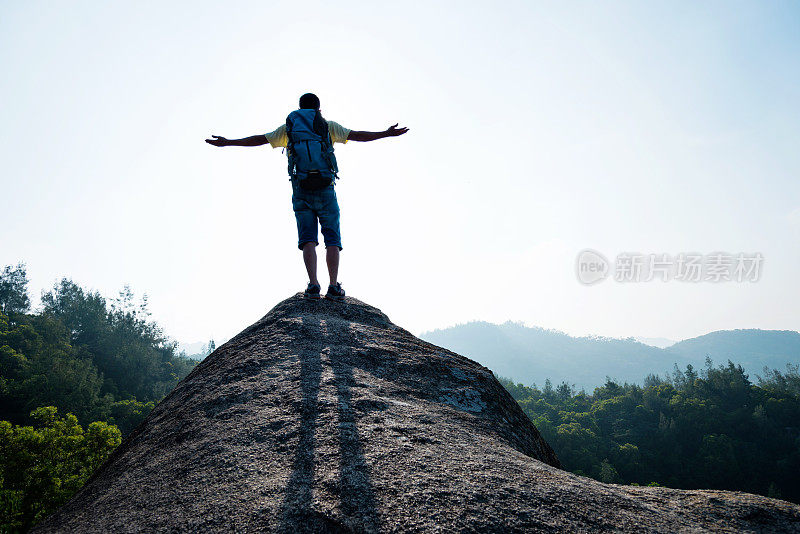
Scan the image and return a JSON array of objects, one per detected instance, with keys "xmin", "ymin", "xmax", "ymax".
[{"xmin": 205, "ymin": 93, "xmax": 408, "ymax": 301}]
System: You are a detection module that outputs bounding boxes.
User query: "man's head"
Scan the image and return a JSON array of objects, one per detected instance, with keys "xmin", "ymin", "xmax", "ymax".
[{"xmin": 299, "ymin": 93, "xmax": 321, "ymax": 110}]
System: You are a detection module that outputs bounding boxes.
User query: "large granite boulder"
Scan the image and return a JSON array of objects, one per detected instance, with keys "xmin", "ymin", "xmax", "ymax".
[{"xmin": 34, "ymin": 295, "xmax": 800, "ymax": 532}]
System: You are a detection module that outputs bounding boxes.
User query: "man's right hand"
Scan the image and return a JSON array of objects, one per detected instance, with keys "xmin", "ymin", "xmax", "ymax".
[
  {"xmin": 205, "ymin": 135, "xmax": 229, "ymax": 147},
  {"xmin": 385, "ymin": 124, "xmax": 409, "ymax": 137}
]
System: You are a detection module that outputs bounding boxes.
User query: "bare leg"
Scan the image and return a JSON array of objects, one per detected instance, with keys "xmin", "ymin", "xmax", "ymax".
[
  {"xmin": 326, "ymin": 246, "xmax": 340, "ymax": 286},
  {"xmin": 302, "ymin": 242, "xmax": 319, "ymax": 286}
]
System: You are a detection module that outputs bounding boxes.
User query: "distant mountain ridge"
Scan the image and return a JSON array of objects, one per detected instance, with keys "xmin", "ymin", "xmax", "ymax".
[
  {"xmin": 669, "ymin": 329, "xmax": 800, "ymax": 369},
  {"xmin": 635, "ymin": 336, "xmax": 676, "ymax": 349},
  {"xmin": 177, "ymin": 339, "xmax": 227, "ymax": 360},
  {"xmin": 421, "ymin": 323, "xmax": 800, "ymax": 391}
]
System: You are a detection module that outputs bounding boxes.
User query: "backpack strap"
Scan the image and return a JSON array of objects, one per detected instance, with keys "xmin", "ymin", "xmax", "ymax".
[
  {"xmin": 313, "ymin": 110, "xmax": 339, "ymax": 180},
  {"xmin": 285, "ymin": 115, "xmax": 296, "ymax": 180}
]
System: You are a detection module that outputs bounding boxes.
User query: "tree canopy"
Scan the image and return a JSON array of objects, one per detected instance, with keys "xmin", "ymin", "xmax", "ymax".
[
  {"xmin": 1, "ymin": 267, "xmax": 195, "ymax": 433},
  {"xmin": 0, "ymin": 264, "xmax": 30, "ymax": 315},
  {"xmin": 0, "ymin": 264, "xmax": 198, "ymax": 532},
  {"xmin": 501, "ymin": 360, "xmax": 800, "ymax": 503},
  {"xmin": 0, "ymin": 407, "xmax": 122, "ymax": 532}
]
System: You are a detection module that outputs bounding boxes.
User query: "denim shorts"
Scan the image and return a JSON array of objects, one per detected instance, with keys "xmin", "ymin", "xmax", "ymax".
[{"xmin": 291, "ymin": 181, "xmax": 342, "ymax": 250}]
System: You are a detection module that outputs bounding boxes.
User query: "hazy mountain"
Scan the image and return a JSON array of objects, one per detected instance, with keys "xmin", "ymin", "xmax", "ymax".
[
  {"xmin": 177, "ymin": 339, "xmax": 226, "ymax": 360},
  {"xmin": 421, "ymin": 323, "xmax": 799, "ymax": 391},
  {"xmin": 635, "ymin": 337, "xmax": 675, "ymax": 349},
  {"xmin": 177, "ymin": 341, "xmax": 207, "ymax": 356},
  {"xmin": 667, "ymin": 329, "xmax": 800, "ymax": 372}
]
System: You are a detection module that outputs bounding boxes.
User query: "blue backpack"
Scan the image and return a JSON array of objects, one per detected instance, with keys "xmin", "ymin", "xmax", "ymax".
[{"xmin": 285, "ymin": 108, "xmax": 339, "ymax": 190}]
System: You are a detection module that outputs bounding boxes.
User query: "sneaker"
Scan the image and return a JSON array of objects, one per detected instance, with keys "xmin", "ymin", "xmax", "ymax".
[
  {"xmin": 325, "ymin": 282, "xmax": 345, "ymax": 301},
  {"xmin": 304, "ymin": 283, "xmax": 321, "ymax": 300}
]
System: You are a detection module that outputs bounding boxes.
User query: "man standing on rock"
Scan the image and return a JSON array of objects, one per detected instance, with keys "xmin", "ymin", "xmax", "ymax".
[{"xmin": 205, "ymin": 93, "xmax": 408, "ymax": 301}]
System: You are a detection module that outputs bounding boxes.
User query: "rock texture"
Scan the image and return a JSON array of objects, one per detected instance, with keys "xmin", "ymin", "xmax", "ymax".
[{"xmin": 34, "ymin": 295, "xmax": 800, "ymax": 533}]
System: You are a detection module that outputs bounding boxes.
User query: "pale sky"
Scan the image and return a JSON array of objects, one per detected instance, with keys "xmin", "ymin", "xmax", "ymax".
[{"xmin": 2, "ymin": 1, "xmax": 798, "ymax": 346}]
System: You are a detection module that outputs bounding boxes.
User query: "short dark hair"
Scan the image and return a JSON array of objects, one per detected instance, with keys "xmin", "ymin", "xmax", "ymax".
[{"xmin": 299, "ymin": 93, "xmax": 320, "ymax": 110}]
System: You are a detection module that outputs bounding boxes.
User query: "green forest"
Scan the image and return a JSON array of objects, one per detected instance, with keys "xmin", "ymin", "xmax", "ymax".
[
  {"xmin": 500, "ymin": 361, "xmax": 800, "ymax": 504},
  {"xmin": 0, "ymin": 264, "xmax": 197, "ymax": 532}
]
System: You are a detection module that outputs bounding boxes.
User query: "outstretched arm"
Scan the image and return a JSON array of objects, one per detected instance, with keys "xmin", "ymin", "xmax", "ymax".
[
  {"xmin": 205, "ymin": 134, "xmax": 268, "ymax": 147},
  {"xmin": 347, "ymin": 124, "xmax": 409, "ymax": 142}
]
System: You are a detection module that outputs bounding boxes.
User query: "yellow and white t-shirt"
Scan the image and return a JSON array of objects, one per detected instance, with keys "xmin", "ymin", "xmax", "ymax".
[{"xmin": 265, "ymin": 121, "xmax": 351, "ymax": 148}]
